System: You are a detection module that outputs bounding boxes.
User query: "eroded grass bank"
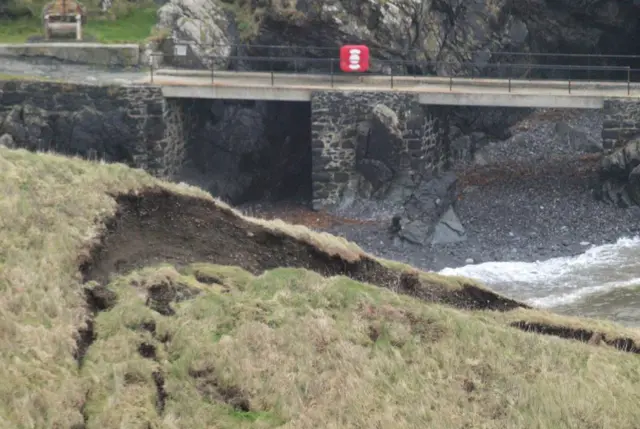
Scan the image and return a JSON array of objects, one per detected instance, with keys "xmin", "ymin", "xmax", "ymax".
[{"xmin": 0, "ymin": 147, "xmax": 639, "ymax": 428}]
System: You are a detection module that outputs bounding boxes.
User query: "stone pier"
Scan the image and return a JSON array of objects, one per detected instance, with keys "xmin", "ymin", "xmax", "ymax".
[{"xmin": 310, "ymin": 91, "xmax": 449, "ymax": 209}]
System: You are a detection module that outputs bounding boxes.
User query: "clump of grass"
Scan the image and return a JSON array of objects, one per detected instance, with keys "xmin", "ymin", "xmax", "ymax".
[{"xmin": 1, "ymin": 146, "xmax": 640, "ymax": 428}]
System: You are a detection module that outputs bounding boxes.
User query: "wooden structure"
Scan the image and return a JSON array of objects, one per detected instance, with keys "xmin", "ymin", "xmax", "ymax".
[{"xmin": 42, "ymin": 0, "xmax": 87, "ymax": 41}]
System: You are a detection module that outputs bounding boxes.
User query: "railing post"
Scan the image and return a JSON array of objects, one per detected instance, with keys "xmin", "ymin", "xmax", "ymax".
[
  {"xmin": 270, "ymin": 55, "xmax": 274, "ymax": 86},
  {"xmin": 391, "ymin": 68, "xmax": 394, "ymax": 88},
  {"xmin": 211, "ymin": 59, "xmax": 215, "ymax": 84},
  {"xmin": 149, "ymin": 53, "xmax": 154, "ymax": 84},
  {"xmin": 330, "ymin": 59, "xmax": 334, "ymax": 87},
  {"xmin": 508, "ymin": 77, "xmax": 511, "ymax": 92},
  {"xmin": 449, "ymin": 75, "xmax": 453, "ymax": 91},
  {"xmin": 568, "ymin": 69, "xmax": 571, "ymax": 94},
  {"xmin": 628, "ymin": 67, "xmax": 631, "ymax": 95}
]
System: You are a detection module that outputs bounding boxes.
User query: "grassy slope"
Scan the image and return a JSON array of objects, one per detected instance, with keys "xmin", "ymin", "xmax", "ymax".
[{"xmin": 1, "ymin": 147, "xmax": 640, "ymax": 429}]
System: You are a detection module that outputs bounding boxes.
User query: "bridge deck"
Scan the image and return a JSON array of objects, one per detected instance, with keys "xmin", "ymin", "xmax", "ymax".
[{"xmin": 148, "ymin": 70, "xmax": 639, "ymax": 108}]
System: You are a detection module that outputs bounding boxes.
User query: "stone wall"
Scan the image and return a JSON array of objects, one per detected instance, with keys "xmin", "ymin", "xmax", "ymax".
[
  {"xmin": 0, "ymin": 43, "xmax": 142, "ymax": 67},
  {"xmin": 0, "ymin": 80, "xmax": 183, "ymax": 178},
  {"xmin": 310, "ymin": 91, "xmax": 448, "ymax": 208},
  {"xmin": 602, "ymin": 99, "xmax": 640, "ymax": 151}
]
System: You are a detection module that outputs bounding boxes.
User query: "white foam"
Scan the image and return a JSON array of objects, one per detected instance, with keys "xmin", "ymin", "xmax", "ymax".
[
  {"xmin": 530, "ymin": 277, "xmax": 640, "ymax": 308},
  {"xmin": 438, "ymin": 236, "xmax": 640, "ymax": 307}
]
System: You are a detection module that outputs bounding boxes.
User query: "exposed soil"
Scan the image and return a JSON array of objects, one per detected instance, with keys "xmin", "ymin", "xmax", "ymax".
[
  {"xmin": 80, "ymin": 187, "xmax": 526, "ymax": 313},
  {"xmin": 189, "ymin": 367, "xmax": 252, "ymax": 412},
  {"xmin": 510, "ymin": 321, "xmax": 640, "ymax": 354}
]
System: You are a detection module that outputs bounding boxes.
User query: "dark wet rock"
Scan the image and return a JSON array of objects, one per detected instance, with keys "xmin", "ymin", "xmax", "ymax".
[
  {"xmin": 355, "ymin": 103, "xmax": 405, "ymax": 196},
  {"xmin": 0, "ymin": 103, "xmax": 137, "ymax": 162},
  {"xmin": 431, "ymin": 208, "xmax": 467, "ymax": 245},
  {"xmin": 177, "ymin": 99, "xmax": 312, "ymax": 204},
  {"xmin": 598, "ymin": 138, "xmax": 640, "ymax": 206},
  {"xmin": 389, "ymin": 172, "xmax": 459, "ymax": 246}
]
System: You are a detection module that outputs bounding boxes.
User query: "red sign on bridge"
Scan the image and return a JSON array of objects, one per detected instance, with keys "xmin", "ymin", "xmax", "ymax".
[{"xmin": 340, "ymin": 45, "xmax": 370, "ymax": 72}]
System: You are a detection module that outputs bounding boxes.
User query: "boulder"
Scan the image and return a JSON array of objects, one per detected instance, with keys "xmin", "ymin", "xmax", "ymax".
[
  {"xmin": 431, "ymin": 207, "xmax": 467, "ymax": 245},
  {"xmin": 597, "ymin": 138, "xmax": 640, "ymax": 206},
  {"xmin": 394, "ymin": 172, "xmax": 459, "ymax": 246},
  {"xmin": 0, "ymin": 133, "xmax": 14, "ymax": 148}
]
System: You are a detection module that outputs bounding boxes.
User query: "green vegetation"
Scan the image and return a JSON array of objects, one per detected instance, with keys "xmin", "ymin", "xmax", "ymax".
[
  {"xmin": 0, "ymin": 4, "xmax": 160, "ymax": 43},
  {"xmin": 0, "ymin": 72, "xmax": 55, "ymax": 81},
  {"xmin": 1, "ymin": 145, "xmax": 640, "ymax": 428},
  {"xmin": 219, "ymin": 0, "xmax": 304, "ymax": 41}
]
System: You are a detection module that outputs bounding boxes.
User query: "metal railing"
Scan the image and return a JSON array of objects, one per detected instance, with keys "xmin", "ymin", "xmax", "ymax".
[
  {"xmin": 160, "ymin": 42, "xmax": 640, "ymax": 65},
  {"xmin": 150, "ymin": 50, "xmax": 640, "ymax": 95}
]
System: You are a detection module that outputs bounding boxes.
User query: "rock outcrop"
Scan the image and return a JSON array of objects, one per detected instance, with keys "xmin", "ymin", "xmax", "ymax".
[
  {"xmin": 176, "ymin": 99, "xmax": 312, "ymax": 204},
  {"xmin": 596, "ymin": 138, "xmax": 640, "ymax": 207},
  {"xmin": 0, "ymin": 104, "xmax": 137, "ymax": 161},
  {"xmin": 156, "ymin": 0, "xmax": 235, "ymax": 68},
  {"xmin": 0, "ymin": 83, "xmax": 167, "ymax": 174},
  {"xmin": 156, "ymin": 0, "xmax": 640, "ymax": 76}
]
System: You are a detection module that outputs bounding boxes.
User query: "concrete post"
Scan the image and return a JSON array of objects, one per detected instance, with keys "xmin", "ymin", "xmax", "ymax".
[
  {"xmin": 76, "ymin": 14, "xmax": 82, "ymax": 40},
  {"xmin": 44, "ymin": 15, "xmax": 50, "ymax": 40}
]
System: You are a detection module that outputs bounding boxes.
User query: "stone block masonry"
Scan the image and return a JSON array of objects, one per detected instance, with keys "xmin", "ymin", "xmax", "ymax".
[
  {"xmin": 0, "ymin": 81, "xmax": 185, "ymax": 178},
  {"xmin": 602, "ymin": 99, "xmax": 640, "ymax": 151},
  {"xmin": 310, "ymin": 91, "xmax": 448, "ymax": 209}
]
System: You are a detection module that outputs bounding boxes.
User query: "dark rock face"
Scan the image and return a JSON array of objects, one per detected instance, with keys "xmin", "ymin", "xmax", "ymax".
[
  {"xmin": 0, "ymin": 81, "xmax": 169, "ymax": 174},
  {"xmin": 158, "ymin": 0, "xmax": 640, "ymax": 76},
  {"xmin": 597, "ymin": 99, "xmax": 640, "ymax": 207},
  {"xmin": 597, "ymin": 139, "xmax": 640, "ymax": 207},
  {"xmin": 173, "ymin": 99, "xmax": 312, "ymax": 204}
]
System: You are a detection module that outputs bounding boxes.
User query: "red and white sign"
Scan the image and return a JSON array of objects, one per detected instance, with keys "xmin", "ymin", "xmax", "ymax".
[{"xmin": 340, "ymin": 45, "xmax": 370, "ymax": 72}]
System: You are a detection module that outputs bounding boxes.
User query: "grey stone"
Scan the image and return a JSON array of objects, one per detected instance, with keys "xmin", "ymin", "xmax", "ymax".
[
  {"xmin": 157, "ymin": 0, "xmax": 235, "ymax": 69},
  {"xmin": 451, "ymin": 135, "xmax": 472, "ymax": 161},
  {"xmin": 431, "ymin": 207, "xmax": 467, "ymax": 245},
  {"xmin": 0, "ymin": 133, "xmax": 14, "ymax": 148},
  {"xmin": 398, "ymin": 219, "xmax": 431, "ymax": 245},
  {"xmin": 473, "ymin": 152, "xmax": 488, "ymax": 166}
]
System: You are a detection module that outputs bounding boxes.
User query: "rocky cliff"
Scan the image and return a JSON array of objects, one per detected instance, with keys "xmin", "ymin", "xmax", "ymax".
[{"xmin": 156, "ymin": 0, "xmax": 640, "ymax": 74}]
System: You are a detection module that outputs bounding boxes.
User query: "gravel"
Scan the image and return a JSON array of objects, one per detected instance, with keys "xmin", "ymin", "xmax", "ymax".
[{"xmin": 322, "ymin": 108, "xmax": 640, "ymax": 271}]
